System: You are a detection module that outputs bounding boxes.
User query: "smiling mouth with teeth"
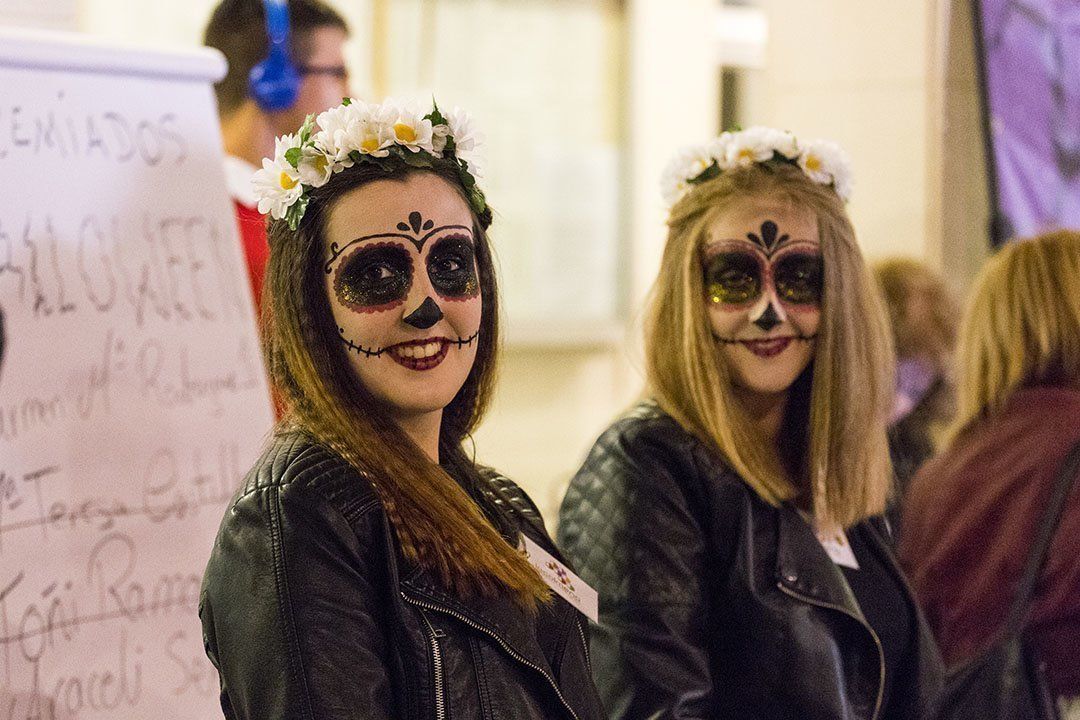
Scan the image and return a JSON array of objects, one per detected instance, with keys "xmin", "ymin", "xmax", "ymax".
[
  {"xmin": 388, "ymin": 339, "xmax": 451, "ymax": 370},
  {"xmin": 339, "ymin": 330, "xmax": 480, "ymax": 370}
]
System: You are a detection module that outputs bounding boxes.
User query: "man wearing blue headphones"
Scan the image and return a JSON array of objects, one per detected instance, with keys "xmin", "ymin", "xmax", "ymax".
[{"xmin": 204, "ymin": 0, "xmax": 350, "ymax": 316}]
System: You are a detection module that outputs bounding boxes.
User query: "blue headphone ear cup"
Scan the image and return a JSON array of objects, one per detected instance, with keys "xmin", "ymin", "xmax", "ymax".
[{"xmin": 248, "ymin": 44, "xmax": 300, "ymax": 112}]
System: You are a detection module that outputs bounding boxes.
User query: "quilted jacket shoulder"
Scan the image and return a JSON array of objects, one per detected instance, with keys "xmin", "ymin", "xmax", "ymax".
[{"xmin": 234, "ymin": 430, "xmax": 381, "ymax": 523}]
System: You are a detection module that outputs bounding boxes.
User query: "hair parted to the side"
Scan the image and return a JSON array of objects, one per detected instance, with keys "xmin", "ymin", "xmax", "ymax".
[
  {"xmin": 950, "ymin": 229, "xmax": 1080, "ymax": 440},
  {"xmin": 262, "ymin": 160, "xmax": 550, "ymax": 610},
  {"xmin": 203, "ymin": 0, "xmax": 349, "ymax": 117},
  {"xmin": 645, "ymin": 162, "xmax": 895, "ymax": 528}
]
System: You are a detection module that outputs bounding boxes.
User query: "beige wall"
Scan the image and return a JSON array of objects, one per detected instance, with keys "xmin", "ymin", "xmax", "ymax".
[
  {"xmin": 927, "ymin": 0, "xmax": 993, "ymax": 289},
  {"xmin": 759, "ymin": 0, "xmax": 935, "ymax": 262}
]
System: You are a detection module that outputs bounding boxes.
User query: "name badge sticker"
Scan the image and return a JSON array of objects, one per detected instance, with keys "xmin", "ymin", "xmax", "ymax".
[
  {"xmin": 816, "ymin": 527, "xmax": 860, "ymax": 570},
  {"xmin": 520, "ymin": 535, "xmax": 599, "ymax": 622}
]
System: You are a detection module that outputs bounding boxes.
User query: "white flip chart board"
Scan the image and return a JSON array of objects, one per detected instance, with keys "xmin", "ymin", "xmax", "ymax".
[{"xmin": 0, "ymin": 28, "xmax": 275, "ymax": 719}]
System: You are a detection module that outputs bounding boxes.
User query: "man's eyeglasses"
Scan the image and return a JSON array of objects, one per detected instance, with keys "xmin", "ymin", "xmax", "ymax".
[{"xmin": 296, "ymin": 64, "xmax": 349, "ymax": 80}]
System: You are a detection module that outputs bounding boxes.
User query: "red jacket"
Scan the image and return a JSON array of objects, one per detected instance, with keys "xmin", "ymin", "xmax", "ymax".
[
  {"xmin": 900, "ymin": 386, "xmax": 1080, "ymax": 696},
  {"xmin": 234, "ymin": 199, "xmax": 269, "ymax": 318}
]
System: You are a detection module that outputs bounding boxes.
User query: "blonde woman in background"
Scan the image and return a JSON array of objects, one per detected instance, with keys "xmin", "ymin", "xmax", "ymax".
[
  {"xmin": 559, "ymin": 129, "xmax": 943, "ymax": 720},
  {"xmin": 900, "ymin": 230, "xmax": 1080, "ymax": 719},
  {"xmin": 874, "ymin": 258, "xmax": 960, "ymax": 532}
]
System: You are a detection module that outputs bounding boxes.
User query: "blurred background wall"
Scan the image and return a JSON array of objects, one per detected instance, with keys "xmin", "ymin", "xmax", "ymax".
[{"xmin": 0, "ymin": 0, "xmax": 990, "ymax": 524}]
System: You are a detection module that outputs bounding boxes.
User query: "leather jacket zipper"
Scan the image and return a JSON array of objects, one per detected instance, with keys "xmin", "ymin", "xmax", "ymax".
[
  {"xmin": 420, "ymin": 613, "xmax": 448, "ymax": 720},
  {"xmin": 776, "ymin": 582, "xmax": 885, "ymax": 720},
  {"xmin": 575, "ymin": 618, "xmax": 591, "ymax": 673},
  {"xmin": 403, "ymin": 593, "xmax": 581, "ymax": 720}
]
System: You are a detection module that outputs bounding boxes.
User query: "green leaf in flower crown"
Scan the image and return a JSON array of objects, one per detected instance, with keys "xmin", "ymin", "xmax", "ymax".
[
  {"xmin": 424, "ymin": 98, "xmax": 449, "ymax": 128},
  {"xmin": 298, "ymin": 114, "xmax": 316, "ymax": 143},
  {"xmin": 687, "ymin": 162, "xmax": 720, "ymax": 185},
  {"xmin": 457, "ymin": 160, "xmax": 476, "ymax": 189},
  {"xmin": 285, "ymin": 147, "xmax": 303, "ymax": 169},
  {"xmin": 341, "ymin": 97, "xmax": 352, "ymax": 106},
  {"xmin": 400, "ymin": 151, "xmax": 434, "ymax": 169},
  {"xmin": 285, "ymin": 195, "xmax": 309, "ymax": 231},
  {"xmin": 371, "ymin": 155, "xmax": 396, "ymax": 173}
]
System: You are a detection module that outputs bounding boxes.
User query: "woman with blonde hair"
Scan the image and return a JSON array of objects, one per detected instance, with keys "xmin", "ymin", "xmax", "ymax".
[
  {"xmin": 900, "ymin": 230, "xmax": 1080, "ymax": 719},
  {"xmin": 199, "ymin": 98, "xmax": 603, "ymax": 720},
  {"xmin": 559, "ymin": 128, "xmax": 942, "ymax": 719}
]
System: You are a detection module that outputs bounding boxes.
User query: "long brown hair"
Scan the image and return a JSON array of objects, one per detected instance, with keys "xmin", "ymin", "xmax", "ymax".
[
  {"xmin": 645, "ymin": 163, "xmax": 895, "ymax": 528},
  {"xmin": 950, "ymin": 229, "xmax": 1080, "ymax": 439},
  {"xmin": 262, "ymin": 161, "xmax": 550, "ymax": 608}
]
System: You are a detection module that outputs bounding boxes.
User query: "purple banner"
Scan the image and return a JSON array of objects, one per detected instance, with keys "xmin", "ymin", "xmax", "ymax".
[{"xmin": 979, "ymin": 0, "xmax": 1080, "ymax": 239}]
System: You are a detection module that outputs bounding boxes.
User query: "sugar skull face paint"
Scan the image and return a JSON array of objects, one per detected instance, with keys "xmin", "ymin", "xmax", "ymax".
[
  {"xmin": 704, "ymin": 247, "xmax": 823, "ymax": 308},
  {"xmin": 323, "ymin": 174, "xmax": 482, "ymax": 419},
  {"xmin": 333, "ymin": 241, "xmax": 414, "ymax": 312},
  {"xmin": 702, "ymin": 201, "xmax": 822, "ymax": 398},
  {"xmin": 426, "ymin": 234, "xmax": 480, "ymax": 300}
]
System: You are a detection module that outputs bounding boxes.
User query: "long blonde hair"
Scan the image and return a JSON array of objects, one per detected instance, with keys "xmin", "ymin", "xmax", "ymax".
[
  {"xmin": 645, "ymin": 163, "xmax": 895, "ymax": 527},
  {"xmin": 951, "ymin": 229, "xmax": 1080, "ymax": 438},
  {"xmin": 263, "ymin": 163, "xmax": 549, "ymax": 609}
]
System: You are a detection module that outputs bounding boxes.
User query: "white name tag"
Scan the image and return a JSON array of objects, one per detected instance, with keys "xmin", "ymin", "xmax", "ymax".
[
  {"xmin": 816, "ymin": 527, "xmax": 860, "ymax": 570},
  {"xmin": 520, "ymin": 535, "xmax": 599, "ymax": 622}
]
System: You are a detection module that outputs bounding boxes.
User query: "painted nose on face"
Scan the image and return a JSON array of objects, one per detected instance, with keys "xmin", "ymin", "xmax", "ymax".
[
  {"xmin": 753, "ymin": 302, "xmax": 782, "ymax": 332},
  {"xmin": 404, "ymin": 297, "xmax": 444, "ymax": 329}
]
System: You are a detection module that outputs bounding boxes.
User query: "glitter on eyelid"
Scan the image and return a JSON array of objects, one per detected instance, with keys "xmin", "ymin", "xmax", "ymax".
[
  {"xmin": 333, "ymin": 242, "xmax": 412, "ymax": 311},
  {"xmin": 429, "ymin": 236, "xmax": 480, "ymax": 300}
]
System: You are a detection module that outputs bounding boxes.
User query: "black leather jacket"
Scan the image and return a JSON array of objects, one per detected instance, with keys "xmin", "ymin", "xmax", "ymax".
[
  {"xmin": 557, "ymin": 402, "xmax": 943, "ymax": 720},
  {"xmin": 200, "ymin": 432, "xmax": 604, "ymax": 720}
]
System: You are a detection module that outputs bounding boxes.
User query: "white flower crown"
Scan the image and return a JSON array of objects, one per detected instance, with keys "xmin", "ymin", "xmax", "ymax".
[
  {"xmin": 660, "ymin": 126, "xmax": 854, "ymax": 207},
  {"xmin": 252, "ymin": 97, "xmax": 487, "ymax": 230}
]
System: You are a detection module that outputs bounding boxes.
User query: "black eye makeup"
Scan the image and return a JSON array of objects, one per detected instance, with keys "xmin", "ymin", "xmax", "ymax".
[
  {"xmin": 703, "ymin": 248, "xmax": 824, "ymax": 306},
  {"xmin": 704, "ymin": 251, "xmax": 762, "ymax": 305},
  {"xmin": 334, "ymin": 242, "xmax": 413, "ymax": 311},
  {"xmin": 427, "ymin": 235, "xmax": 479, "ymax": 299},
  {"xmin": 774, "ymin": 252, "xmax": 824, "ymax": 305}
]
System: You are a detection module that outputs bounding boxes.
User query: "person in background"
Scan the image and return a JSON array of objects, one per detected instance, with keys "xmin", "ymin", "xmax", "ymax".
[
  {"xmin": 203, "ymin": 0, "xmax": 349, "ymax": 315},
  {"xmin": 559, "ymin": 128, "xmax": 942, "ymax": 719},
  {"xmin": 900, "ymin": 230, "xmax": 1080, "ymax": 720},
  {"xmin": 199, "ymin": 98, "xmax": 604, "ymax": 720},
  {"xmin": 874, "ymin": 257, "xmax": 959, "ymax": 533}
]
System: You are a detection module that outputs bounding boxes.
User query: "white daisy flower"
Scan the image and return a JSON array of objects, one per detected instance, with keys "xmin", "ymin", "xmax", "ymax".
[
  {"xmin": 833, "ymin": 171, "xmax": 854, "ymax": 202},
  {"xmin": 798, "ymin": 138, "xmax": 853, "ymax": 199},
  {"xmin": 312, "ymin": 102, "xmax": 360, "ymax": 166},
  {"xmin": 661, "ymin": 143, "xmax": 715, "ymax": 206},
  {"xmin": 297, "ymin": 146, "xmax": 335, "ymax": 187},
  {"xmin": 754, "ymin": 126, "xmax": 799, "ymax": 159},
  {"xmin": 725, "ymin": 126, "xmax": 797, "ymax": 167},
  {"xmin": 340, "ymin": 118, "xmax": 395, "ymax": 158},
  {"xmin": 705, "ymin": 132, "xmax": 735, "ymax": 169},
  {"xmin": 385, "ymin": 103, "xmax": 435, "ymax": 153},
  {"xmin": 252, "ymin": 134, "xmax": 304, "ymax": 220},
  {"xmin": 431, "ymin": 106, "xmax": 484, "ymax": 174},
  {"xmin": 446, "ymin": 107, "xmax": 481, "ymax": 156}
]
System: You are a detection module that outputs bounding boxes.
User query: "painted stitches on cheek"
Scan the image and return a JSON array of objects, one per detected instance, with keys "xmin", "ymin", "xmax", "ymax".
[
  {"xmin": 427, "ymin": 235, "xmax": 479, "ymax": 301},
  {"xmin": 333, "ymin": 241, "xmax": 413, "ymax": 313}
]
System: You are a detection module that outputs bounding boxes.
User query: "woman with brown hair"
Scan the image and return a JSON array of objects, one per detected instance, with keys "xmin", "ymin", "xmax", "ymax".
[
  {"xmin": 199, "ymin": 99, "xmax": 603, "ymax": 720},
  {"xmin": 873, "ymin": 258, "xmax": 960, "ymax": 529},
  {"xmin": 900, "ymin": 230, "xmax": 1080, "ymax": 719},
  {"xmin": 558, "ymin": 128, "xmax": 943, "ymax": 719}
]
